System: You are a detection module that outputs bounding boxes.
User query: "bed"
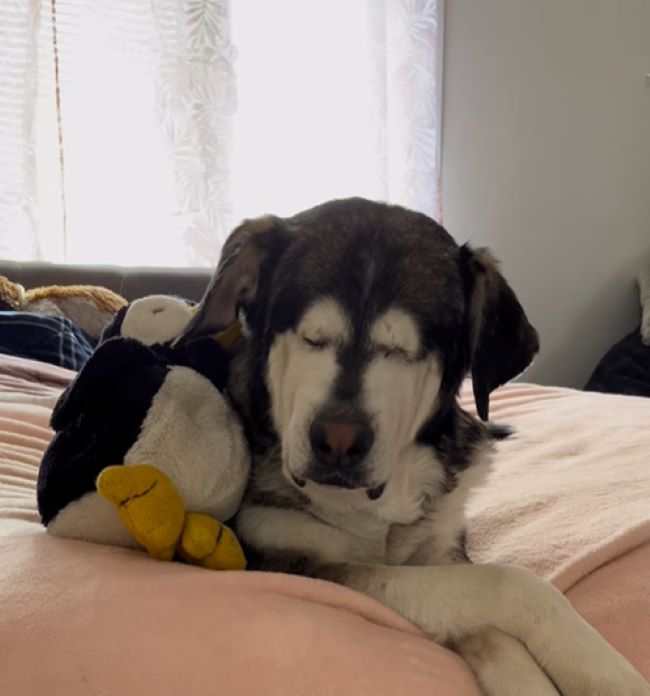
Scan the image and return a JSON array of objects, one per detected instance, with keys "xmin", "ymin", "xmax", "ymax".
[{"xmin": 1, "ymin": 264, "xmax": 650, "ymax": 695}]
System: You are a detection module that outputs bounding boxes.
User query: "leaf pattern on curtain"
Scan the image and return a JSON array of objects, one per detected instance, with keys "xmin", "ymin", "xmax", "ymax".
[
  {"xmin": 158, "ymin": 0, "xmax": 236, "ymax": 266},
  {"xmin": 0, "ymin": 0, "xmax": 443, "ymax": 266},
  {"xmin": 383, "ymin": 0, "xmax": 443, "ymax": 220}
]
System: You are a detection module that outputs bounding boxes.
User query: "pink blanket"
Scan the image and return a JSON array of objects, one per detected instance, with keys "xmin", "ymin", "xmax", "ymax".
[
  {"xmin": 2, "ymin": 353, "xmax": 650, "ymax": 694},
  {"xmin": 459, "ymin": 382, "xmax": 650, "ymax": 676},
  {"xmin": 0, "ymin": 355, "xmax": 476, "ymax": 696}
]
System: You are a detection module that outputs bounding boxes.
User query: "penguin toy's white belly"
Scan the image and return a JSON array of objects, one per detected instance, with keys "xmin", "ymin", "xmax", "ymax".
[{"xmin": 49, "ymin": 366, "xmax": 250, "ymax": 548}]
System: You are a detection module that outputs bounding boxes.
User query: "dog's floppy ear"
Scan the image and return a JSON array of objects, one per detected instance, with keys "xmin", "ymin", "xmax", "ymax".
[
  {"xmin": 176, "ymin": 215, "xmax": 292, "ymax": 342},
  {"xmin": 460, "ymin": 245, "xmax": 539, "ymax": 421}
]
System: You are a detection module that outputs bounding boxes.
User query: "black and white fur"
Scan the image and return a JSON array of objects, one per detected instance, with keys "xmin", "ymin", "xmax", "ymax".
[
  {"xmin": 179, "ymin": 198, "xmax": 649, "ymax": 695},
  {"xmin": 38, "ymin": 295, "xmax": 249, "ymax": 547}
]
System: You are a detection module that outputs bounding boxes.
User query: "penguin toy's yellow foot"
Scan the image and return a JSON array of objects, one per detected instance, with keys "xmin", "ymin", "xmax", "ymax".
[
  {"xmin": 96, "ymin": 464, "xmax": 185, "ymax": 562},
  {"xmin": 179, "ymin": 512, "xmax": 247, "ymax": 571}
]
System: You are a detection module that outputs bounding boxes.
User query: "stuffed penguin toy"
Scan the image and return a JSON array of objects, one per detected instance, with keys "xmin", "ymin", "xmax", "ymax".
[{"xmin": 37, "ymin": 295, "xmax": 250, "ymax": 570}]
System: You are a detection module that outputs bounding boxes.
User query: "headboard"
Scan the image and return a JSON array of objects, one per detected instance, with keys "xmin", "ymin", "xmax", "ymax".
[{"xmin": 0, "ymin": 261, "xmax": 212, "ymax": 303}]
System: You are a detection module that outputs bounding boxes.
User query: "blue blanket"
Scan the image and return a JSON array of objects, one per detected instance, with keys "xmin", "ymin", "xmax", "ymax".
[{"xmin": 0, "ymin": 312, "xmax": 95, "ymax": 371}]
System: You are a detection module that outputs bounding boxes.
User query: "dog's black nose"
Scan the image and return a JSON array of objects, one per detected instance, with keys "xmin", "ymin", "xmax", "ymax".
[{"xmin": 309, "ymin": 417, "xmax": 374, "ymax": 470}]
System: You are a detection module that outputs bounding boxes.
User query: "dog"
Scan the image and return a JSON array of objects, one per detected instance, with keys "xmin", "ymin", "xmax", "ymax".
[{"xmin": 178, "ymin": 198, "xmax": 649, "ymax": 695}]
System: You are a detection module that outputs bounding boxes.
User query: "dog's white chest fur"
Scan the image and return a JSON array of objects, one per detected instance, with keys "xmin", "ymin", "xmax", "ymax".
[{"xmin": 295, "ymin": 444, "xmax": 487, "ymax": 566}]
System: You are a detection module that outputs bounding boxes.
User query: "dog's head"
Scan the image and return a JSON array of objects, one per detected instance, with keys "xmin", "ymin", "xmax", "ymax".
[{"xmin": 179, "ymin": 198, "xmax": 538, "ymax": 500}]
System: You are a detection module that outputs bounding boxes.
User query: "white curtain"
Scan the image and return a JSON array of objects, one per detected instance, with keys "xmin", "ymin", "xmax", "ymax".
[{"xmin": 0, "ymin": 0, "xmax": 443, "ymax": 267}]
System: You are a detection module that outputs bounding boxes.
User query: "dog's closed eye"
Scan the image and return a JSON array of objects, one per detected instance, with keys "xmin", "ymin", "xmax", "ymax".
[
  {"xmin": 302, "ymin": 335, "xmax": 331, "ymax": 350},
  {"xmin": 378, "ymin": 345, "xmax": 413, "ymax": 362},
  {"xmin": 297, "ymin": 299, "xmax": 350, "ymax": 352}
]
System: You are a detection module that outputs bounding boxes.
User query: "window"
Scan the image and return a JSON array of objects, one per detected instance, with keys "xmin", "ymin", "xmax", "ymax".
[{"xmin": 0, "ymin": 0, "xmax": 443, "ymax": 266}]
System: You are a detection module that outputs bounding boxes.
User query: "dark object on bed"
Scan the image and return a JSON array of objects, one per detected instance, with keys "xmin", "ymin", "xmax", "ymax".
[
  {"xmin": 584, "ymin": 327, "xmax": 650, "ymax": 397},
  {"xmin": 0, "ymin": 311, "xmax": 95, "ymax": 371}
]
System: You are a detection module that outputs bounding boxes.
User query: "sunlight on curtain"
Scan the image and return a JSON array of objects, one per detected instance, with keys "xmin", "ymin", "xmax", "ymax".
[
  {"xmin": 0, "ymin": 1, "xmax": 40, "ymax": 260},
  {"xmin": 35, "ymin": 0, "xmax": 235, "ymax": 267},
  {"xmin": 0, "ymin": 0, "xmax": 443, "ymax": 267},
  {"xmin": 231, "ymin": 0, "xmax": 443, "ymax": 224},
  {"xmin": 49, "ymin": 1, "xmax": 183, "ymax": 266},
  {"xmin": 231, "ymin": 1, "xmax": 384, "ymax": 221}
]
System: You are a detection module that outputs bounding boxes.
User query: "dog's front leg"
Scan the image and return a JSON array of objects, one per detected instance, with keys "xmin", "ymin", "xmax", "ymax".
[
  {"xmin": 452, "ymin": 628, "xmax": 559, "ymax": 695},
  {"xmin": 406, "ymin": 544, "xmax": 558, "ymax": 693},
  {"xmin": 319, "ymin": 563, "xmax": 649, "ymax": 696}
]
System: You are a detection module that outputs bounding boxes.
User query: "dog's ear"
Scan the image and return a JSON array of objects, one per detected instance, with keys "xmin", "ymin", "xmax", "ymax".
[
  {"xmin": 176, "ymin": 216, "xmax": 292, "ymax": 343},
  {"xmin": 460, "ymin": 245, "xmax": 539, "ymax": 421}
]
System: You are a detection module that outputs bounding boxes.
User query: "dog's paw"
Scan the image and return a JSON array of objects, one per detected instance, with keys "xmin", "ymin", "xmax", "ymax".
[
  {"xmin": 454, "ymin": 628, "xmax": 559, "ymax": 696},
  {"xmin": 540, "ymin": 602, "xmax": 650, "ymax": 695},
  {"xmin": 559, "ymin": 653, "xmax": 650, "ymax": 696},
  {"xmin": 495, "ymin": 564, "xmax": 650, "ymax": 696}
]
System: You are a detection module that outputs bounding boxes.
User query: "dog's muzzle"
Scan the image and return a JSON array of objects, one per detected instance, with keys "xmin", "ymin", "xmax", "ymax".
[{"xmin": 292, "ymin": 410, "xmax": 386, "ymax": 500}]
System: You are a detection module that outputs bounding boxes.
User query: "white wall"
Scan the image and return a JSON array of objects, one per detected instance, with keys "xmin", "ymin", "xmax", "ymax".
[{"xmin": 442, "ymin": 0, "xmax": 650, "ymax": 387}]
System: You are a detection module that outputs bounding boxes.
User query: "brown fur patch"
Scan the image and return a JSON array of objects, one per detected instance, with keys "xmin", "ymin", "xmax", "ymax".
[
  {"xmin": 25, "ymin": 285, "xmax": 127, "ymax": 314},
  {"xmin": 0, "ymin": 277, "xmax": 25, "ymax": 310}
]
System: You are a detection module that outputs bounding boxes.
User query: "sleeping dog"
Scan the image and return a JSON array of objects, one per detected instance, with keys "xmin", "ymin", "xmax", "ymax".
[{"xmin": 179, "ymin": 198, "xmax": 649, "ymax": 695}]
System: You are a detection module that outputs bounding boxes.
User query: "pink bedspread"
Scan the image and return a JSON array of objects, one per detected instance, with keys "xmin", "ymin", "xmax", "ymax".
[
  {"xmin": 0, "ymin": 354, "xmax": 476, "ymax": 696},
  {"xmin": 460, "ymin": 382, "xmax": 650, "ymax": 677},
  {"xmin": 1, "ymin": 353, "xmax": 650, "ymax": 694}
]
